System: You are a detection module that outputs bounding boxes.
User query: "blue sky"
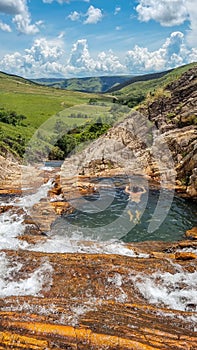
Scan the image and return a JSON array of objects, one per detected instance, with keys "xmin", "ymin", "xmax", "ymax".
[{"xmin": 0, "ymin": 0, "xmax": 196, "ymax": 78}]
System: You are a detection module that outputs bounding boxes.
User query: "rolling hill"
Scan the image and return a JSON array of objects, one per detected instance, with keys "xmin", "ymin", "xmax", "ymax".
[
  {"xmin": 0, "ymin": 62, "xmax": 196, "ymax": 160},
  {"xmin": 0, "ymin": 71, "xmax": 113, "ymax": 159},
  {"xmin": 107, "ymin": 70, "xmax": 173, "ymax": 93},
  {"xmin": 33, "ymin": 75, "xmax": 133, "ymax": 93},
  {"xmin": 110, "ymin": 62, "xmax": 197, "ymax": 108}
]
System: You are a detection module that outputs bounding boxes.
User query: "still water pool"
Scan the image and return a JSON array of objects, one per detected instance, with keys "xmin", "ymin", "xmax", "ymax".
[{"xmin": 53, "ymin": 177, "xmax": 197, "ymax": 243}]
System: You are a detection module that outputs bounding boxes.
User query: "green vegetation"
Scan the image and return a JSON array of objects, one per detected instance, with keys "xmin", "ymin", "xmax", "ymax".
[
  {"xmin": 0, "ymin": 71, "xmax": 113, "ymax": 158},
  {"xmin": 1, "ymin": 62, "xmax": 196, "ymax": 160},
  {"xmin": 26, "ymin": 103, "xmax": 130, "ymax": 162},
  {"xmin": 0, "ymin": 108, "xmax": 26, "ymax": 126},
  {"xmin": 49, "ymin": 119, "xmax": 111, "ymax": 160},
  {"xmin": 33, "ymin": 75, "xmax": 133, "ymax": 93},
  {"xmin": 0, "ymin": 123, "xmax": 27, "ymax": 157},
  {"xmin": 178, "ymin": 114, "xmax": 197, "ymax": 127},
  {"xmin": 112, "ymin": 62, "xmax": 197, "ymax": 108}
]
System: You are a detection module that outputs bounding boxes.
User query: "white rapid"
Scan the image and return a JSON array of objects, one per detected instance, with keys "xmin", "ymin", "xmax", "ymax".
[
  {"xmin": 0, "ymin": 179, "xmax": 54, "ymax": 297},
  {"xmin": 0, "ymin": 179, "xmax": 53, "ymax": 250},
  {"xmin": 0, "ymin": 252, "xmax": 53, "ymax": 297},
  {"xmin": 0, "ymin": 175, "xmax": 196, "ymax": 331},
  {"xmin": 29, "ymin": 234, "xmax": 148, "ymax": 257},
  {"xmin": 0, "ymin": 211, "xmax": 27, "ymax": 250},
  {"xmin": 131, "ymin": 265, "xmax": 197, "ymax": 313},
  {"xmin": 16, "ymin": 179, "xmax": 54, "ymax": 208},
  {"xmin": 0, "ymin": 178, "xmax": 146, "ymax": 257}
]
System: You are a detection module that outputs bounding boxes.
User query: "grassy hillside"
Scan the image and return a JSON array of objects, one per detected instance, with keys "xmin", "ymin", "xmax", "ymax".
[
  {"xmin": 33, "ymin": 75, "xmax": 133, "ymax": 93},
  {"xmin": 107, "ymin": 70, "xmax": 172, "ymax": 93},
  {"xmin": 110, "ymin": 62, "xmax": 197, "ymax": 108},
  {"xmin": 0, "ymin": 71, "xmax": 113, "ymax": 159},
  {"xmin": 1, "ymin": 62, "xmax": 196, "ymax": 161}
]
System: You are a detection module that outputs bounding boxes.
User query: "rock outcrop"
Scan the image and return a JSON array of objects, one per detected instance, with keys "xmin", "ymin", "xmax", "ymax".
[
  {"xmin": 0, "ymin": 155, "xmax": 21, "ymax": 194},
  {"xmin": 0, "ymin": 239, "xmax": 197, "ymax": 349},
  {"xmin": 60, "ymin": 66, "xmax": 197, "ymax": 198},
  {"xmin": 141, "ymin": 66, "xmax": 197, "ymax": 197}
]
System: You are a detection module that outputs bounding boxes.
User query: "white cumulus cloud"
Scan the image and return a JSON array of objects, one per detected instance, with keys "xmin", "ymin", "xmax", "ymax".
[
  {"xmin": 114, "ymin": 6, "xmax": 121, "ymax": 15},
  {"xmin": 0, "ymin": 32, "xmax": 196, "ymax": 78},
  {"xmin": 25, "ymin": 37, "xmax": 64, "ymax": 64},
  {"xmin": 0, "ymin": 0, "xmax": 42, "ymax": 34},
  {"xmin": 136, "ymin": 0, "xmax": 188, "ymax": 27},
  {"xmin": 0, "ymin": 0, "xmax": 26, "ymax": 15},
  {"xmin": 67, "ymin": 39, "xmax": 125, "ymax": 75},
  {"xmin": 185, "ymin": 0, "xmax": 197, "ymax": 46},
  {"xmin": 67, "ymin": 39, "xmax": 95, "ymax": 71},
  {"xmin": 0, "ymin": 36, "xmax": 65, "ymax": 77},
  {"xmin": 68, "ymin": 5, "xmax": 103, "ymax": 24},
  {"xmin": 96, "ymin": 50, "xmax": 125, "ymax": 73},
  {"xmin": 0, "ymin": 21, "xmax": 11, "ymax": 32},
  {"xmin": 84, "ymin": 5, "xmax": 103, "ymax": 24},
  {"xmin": 13, "ymin": 14, "xmax": 40, "ymax": 35},
  {"xmin": 68, "ymin": 10, "xmax": 80, "ymax": 21},
  {"xmin": 135, "ymin": 0, "xmax": 197, "ymax": 47},
  {"xmin": 126, "ymin": 31, "xmax": 197, "ymax": 73}
]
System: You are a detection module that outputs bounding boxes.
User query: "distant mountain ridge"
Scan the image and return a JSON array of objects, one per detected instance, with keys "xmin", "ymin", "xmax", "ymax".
[
  {"xmin": 32, "ymin": 75, "xmax": 133, "ymax": 93},
  {"xmin": 107, "ymin": 69, "xmax": 173, "ymax": 93},
  {"xmin": 32, "ymin": 70, "xmax": 175, "ymax": 93}
]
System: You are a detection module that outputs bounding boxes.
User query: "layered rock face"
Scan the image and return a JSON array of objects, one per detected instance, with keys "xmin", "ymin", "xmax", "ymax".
[
  {"xmin": 0, "ymin": 155, "xmax": 21, "ymax": 194},
  {"xmin": 61, "ymin": 66, "xmax": 197, "ymax": 198},
  {"xmin": 141, "ymin": 66, "xmax": 197, "ymax": 197},
  {"xmin": 0, "ymin": 239, "xmax": 197, "ymax": 350}
]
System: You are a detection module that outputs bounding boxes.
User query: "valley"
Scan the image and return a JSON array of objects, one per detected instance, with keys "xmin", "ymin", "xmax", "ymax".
[{"xmin": 0, "ymin": 62, "xmax": 196, "ymax": 349}]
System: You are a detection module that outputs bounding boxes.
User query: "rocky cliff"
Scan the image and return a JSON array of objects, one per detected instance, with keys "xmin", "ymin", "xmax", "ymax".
[
  {"xmin": 140, "ymin": 65, "xmax": 197, "ymax": 197},
  {"xmin": 61, "ymin": 65, "xmax": 197, "ymax": 198}
]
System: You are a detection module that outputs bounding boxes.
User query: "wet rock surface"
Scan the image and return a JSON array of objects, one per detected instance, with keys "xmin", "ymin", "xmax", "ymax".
[
  {"xmin": 0, "ymin": 243, "xmax": 196, "ymax": 350},
  {"xmin": 0, "ymin": 166, "xmax": 197, "ymax": 349},
  {"xmin": 185, "ymin": 227, "xmax": 197, "ymax": 240},
  {"xmin": 0, "ymin": 166, "xmax": 196, "ymax": 349}
]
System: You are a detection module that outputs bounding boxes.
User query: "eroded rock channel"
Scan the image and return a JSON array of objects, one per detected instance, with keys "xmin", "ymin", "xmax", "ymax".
[{"xmin": 0, "ymin": 164, "xmax": 196, "ymax": 350}]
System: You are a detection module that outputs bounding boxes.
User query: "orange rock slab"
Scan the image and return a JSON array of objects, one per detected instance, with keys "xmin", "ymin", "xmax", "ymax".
[
  {"xmin": 185, "ymin": 227, "xmax": 197, "ymax": 240},
  {"xmin": 0, "ymin": 248, "xmax": 196, "ymax": 349}
]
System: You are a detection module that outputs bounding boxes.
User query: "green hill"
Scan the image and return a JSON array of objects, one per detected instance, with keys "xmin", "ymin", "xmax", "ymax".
[
  {"xmin": 33, "ymin": 75, "xmax": 133, "ymax": 93},
  {"xmin": 0, "ymin": 71, "xmax": 113, "ymax": 159},
  {"xmin": 1, "ymin": 62, "xmax": 196, "ymax": 160},
  {"xmin": 110, "ymin": 62, "xmax": 197, "ymax": 108},
  {"xmin": 107, "ymin": 70, "xmax": 172, "ymax": 93}
]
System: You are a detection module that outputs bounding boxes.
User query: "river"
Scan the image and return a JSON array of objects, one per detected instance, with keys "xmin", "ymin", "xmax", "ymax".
[{"xmin": 0, "ymin": 174, "xmax": 197, "ymax": 347}]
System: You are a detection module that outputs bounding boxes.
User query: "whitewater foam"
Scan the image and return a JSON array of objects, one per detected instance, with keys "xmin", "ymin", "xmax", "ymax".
[
  {"xmin": 0, "ymin": 212, "xmax": 28, "ymax": 250},
  {"xmin": 16, "ymin": 179, "xmax": 53, "ymax": 208},
  {"xmin": 0, "ymin": 252, "xmax": 53, "ymax": 297},
  {"xmin": 131, "ymin": 267, "xmax": 197, "ymax": 313},
  {"xmin": 176, "ymin": 247, "xmax": 197, "ymax": 254},
  {"xmin": 107, "ymin": 273, "xmax": 128, "ymax": 302},
  {"xmin": 28, "ymin": 234, "xmax": 148, "ymax": 257},
  {"xmin": 0, "ymin": 179, "xmax": 54, "ymax": 250}
]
